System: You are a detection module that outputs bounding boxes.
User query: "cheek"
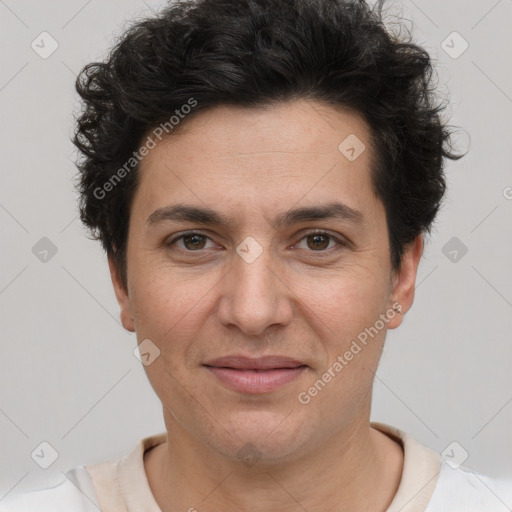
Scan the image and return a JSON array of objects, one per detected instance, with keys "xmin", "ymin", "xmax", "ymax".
[
  {"xmin": 296, "ymin": 272, "xmax": 389, "ymax": 417},
  {"xmin": 298, "ymin": 264, "xmax": 390, "ymax": 333},
  {"xmin": 131, "ymin": 277, "xmax": 210, "ymax": 398},
  {"xmin": 129, "ymin": 268, "xmax": 218, "ymax": 357},
  {"xmin": 295, "ymin": 264, "xmax": 391, "ymax": 401}
]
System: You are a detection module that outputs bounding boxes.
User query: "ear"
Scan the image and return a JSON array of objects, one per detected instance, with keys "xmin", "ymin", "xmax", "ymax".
[
  {"xmin": 108, "ymin": 254, "xmax": 135, "ymax": 332},
  {"xmin": 387, "ymin": 234, "xmax": 424, "ymax": 329}
]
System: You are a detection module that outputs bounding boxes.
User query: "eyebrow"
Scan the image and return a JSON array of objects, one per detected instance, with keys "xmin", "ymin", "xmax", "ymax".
[{"xmin": 146, "ymin": 202, "xmax": 364, "ymax": 230}]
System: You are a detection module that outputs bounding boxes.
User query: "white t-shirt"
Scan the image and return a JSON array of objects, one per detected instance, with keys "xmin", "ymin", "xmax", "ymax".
[{"xmin": 1, "ymin": 422, "xmax": 511, "ymax": 511}]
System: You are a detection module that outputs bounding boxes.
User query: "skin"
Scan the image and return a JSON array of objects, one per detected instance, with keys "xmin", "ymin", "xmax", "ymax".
[{"xmin": 109, "ymin": 99, "xmax": 423, "ymax": 512}]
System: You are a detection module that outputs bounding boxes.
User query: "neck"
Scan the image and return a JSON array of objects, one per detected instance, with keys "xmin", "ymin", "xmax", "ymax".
[{"xmin": 144, "ymin": 417, "xmax": 404, "ymax": 512}]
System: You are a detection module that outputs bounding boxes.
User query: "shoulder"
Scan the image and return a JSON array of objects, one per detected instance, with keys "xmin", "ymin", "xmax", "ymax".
[
  {"xmin": 426, "ymin": 462, "xmax": 512, "ymax": 511},
  {"xmin": 0, "ymin": 466, "xmax": 100, "ymax": 512},
  {"xmin": 371, "ymin": 422, "xmax": 512, "ymax": 511}
]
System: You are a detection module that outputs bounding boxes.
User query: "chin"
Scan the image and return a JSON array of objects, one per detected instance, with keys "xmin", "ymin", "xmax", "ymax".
[{"xmin": 205, "ymin": 410, "xmax": 314, "ymax": 463}]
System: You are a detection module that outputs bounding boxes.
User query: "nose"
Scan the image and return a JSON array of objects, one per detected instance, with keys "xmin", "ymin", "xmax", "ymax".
[{"xmin": 216, "ymin": 244, "xmax": 293, "ymax": 337}]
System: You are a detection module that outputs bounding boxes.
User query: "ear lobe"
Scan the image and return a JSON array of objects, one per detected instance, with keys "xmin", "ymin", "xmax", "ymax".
[
  {"xmin": 108, "ymin": 254, "xmax": 135, "ymax": 332},
  {"xmin": 387, "ymin": 235, "xmax": 424, "ymax": 330}
]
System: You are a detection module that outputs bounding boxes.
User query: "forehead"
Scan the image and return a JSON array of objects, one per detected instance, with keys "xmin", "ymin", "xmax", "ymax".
[{"xmin": 133, "ymin": 99, "xmax": 380, "ymax": 223}]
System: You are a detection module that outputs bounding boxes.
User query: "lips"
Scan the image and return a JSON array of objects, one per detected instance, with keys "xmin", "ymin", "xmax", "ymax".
[
  {"xmin": 203, "ymin": 355, "xmax": 308, "ymax": 393},
  {"xmin": 203, "ymin": 355, "xmax": 307, "ymax": 370}
]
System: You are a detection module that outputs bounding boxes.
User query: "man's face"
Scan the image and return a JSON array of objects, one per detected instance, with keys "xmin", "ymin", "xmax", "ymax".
[{"xmin": 110, "ymin": 99, "xmax": 419, "ymax": 463}]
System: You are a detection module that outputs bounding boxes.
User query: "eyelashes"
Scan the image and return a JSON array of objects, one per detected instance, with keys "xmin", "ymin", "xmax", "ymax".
[{"xmin": 166, "ymin": 230, "xmax": 347, "ymax": 255}]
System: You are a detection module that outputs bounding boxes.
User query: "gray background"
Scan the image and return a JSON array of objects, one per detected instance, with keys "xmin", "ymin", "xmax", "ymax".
[{"xmin": 1, "ymin": 0, "xmax": 511, "ymax": 499}]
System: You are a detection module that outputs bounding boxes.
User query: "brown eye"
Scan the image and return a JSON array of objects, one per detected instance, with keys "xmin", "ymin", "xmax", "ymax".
[
  {"xmin": 167, "ymin": 232, "xmax": 213, "ymax": 251},
  {"xmin": 306, "ymin": 233, "xmax": 331, "ymax": 251},
  {"xmin": 293, "ymin": 231, "xmax": 346, "ymax": 255},
  {"xmin": 182, "ymin": 234, "xmax": 207, "ymax": 250}
]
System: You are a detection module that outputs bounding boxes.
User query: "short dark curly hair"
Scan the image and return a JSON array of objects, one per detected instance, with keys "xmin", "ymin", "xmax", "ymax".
[{"xmin": 73, "ymin": 0, "xmax": 463, "ymax": 289}]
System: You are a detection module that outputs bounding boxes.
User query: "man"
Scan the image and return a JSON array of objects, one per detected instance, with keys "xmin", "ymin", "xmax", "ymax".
[{"xmin": 2, "ymin": 0, "xmax": 511, "ymax": 510}]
